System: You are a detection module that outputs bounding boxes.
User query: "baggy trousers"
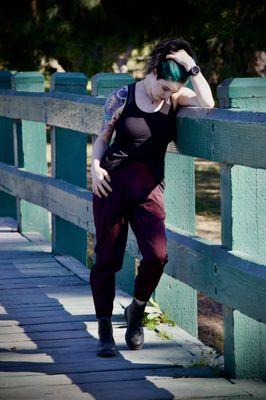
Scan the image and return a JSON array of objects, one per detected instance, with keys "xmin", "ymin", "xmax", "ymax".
[{"xmin": 90, "ymin": 161, "xmax": 168, "ymax": 318}]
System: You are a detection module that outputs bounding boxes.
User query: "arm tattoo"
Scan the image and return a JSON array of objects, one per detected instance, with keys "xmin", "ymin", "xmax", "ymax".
[{"xmin": 99, "ymin": 86, "xmax": 128, "ymax": 142}]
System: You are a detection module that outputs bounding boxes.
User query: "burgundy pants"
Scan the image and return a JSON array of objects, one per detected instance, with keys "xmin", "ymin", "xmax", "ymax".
[{"xmin": 90, "ymin": 161, "xmax": 168, "ymax": 318}]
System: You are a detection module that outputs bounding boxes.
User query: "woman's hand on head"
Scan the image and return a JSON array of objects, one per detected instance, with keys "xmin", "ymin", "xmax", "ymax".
[
  {"xmin": 91, "ymin": 164, "xmax": 112, "ymax": 198},
  {"xmin": 166, "ymin": 49, "xmax": 196, "ymax": 71}
]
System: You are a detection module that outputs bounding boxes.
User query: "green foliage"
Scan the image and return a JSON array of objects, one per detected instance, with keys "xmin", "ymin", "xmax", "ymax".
[
  {"xmin": 188, "ymin": 349, "xmax": 223, "ymax": 370},
  {"xmin": 0, "ymin": 1, "xmax": 265, "ymax": 85},
  {"xmin": 155, "ymin": 329, "xmax": 173, "ymax": 340},
  {"xmin": 142, "ymin": 309, "xmax": 176, "ymax": 330}
]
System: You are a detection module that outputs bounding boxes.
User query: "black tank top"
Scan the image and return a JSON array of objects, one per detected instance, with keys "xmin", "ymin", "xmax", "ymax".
[{"xmin": 100, "ymin": 82, "xmax": 177, "ymax": 185}]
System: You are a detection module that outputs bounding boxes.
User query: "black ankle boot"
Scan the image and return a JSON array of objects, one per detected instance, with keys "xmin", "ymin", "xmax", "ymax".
[
  {"xmin": 97, "ymin": 317, "xmax": 117, "ymax": 357},
  {"xmin": 124, "ymin": 299, "xmax": 146, "ymax": 350}
]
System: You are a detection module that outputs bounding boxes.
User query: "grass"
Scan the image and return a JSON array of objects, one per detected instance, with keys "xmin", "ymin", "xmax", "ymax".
[
  {"xmin": 155, "ymin": 330, "xmax": 173, "ymax": 340},
  {"xmin": 187, "ymin": 349, "xmax": 223, "ymax": 372}
]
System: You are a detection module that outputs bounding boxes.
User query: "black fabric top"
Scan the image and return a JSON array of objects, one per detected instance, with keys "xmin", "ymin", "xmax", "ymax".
[{"xmin": 100, "ymin": 82, "xmax": 177, "ymax": 185}]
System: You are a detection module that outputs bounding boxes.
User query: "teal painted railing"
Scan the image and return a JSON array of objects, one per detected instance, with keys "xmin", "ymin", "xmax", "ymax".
[{"xmin": 0, "ymin": 71, "xmax": 265, "ymax": 380}]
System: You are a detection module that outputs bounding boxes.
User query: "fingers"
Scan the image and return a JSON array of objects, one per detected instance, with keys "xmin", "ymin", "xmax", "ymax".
[
  {"xmin": 98, "ymin": 185, "xmax": 109, "ymax": 197},
  {"xmin": 93, "ymin": 184, "xmax": 107, "ymax": 198},
  {"xmin": 101, "ymin": 182, "xmax": 112, "ymax": 194},
  {"xmin": 92, "ymin": 176, "xmax": 112, "ymax": 198},
  {"xmin": 93, "ymin": 185, "xmax": 102, "ymax": 198},
  {"xmin": 92, "ymin": 167, "xmax": 113, "ymax": 198},
  {"xmin": 166, "ymin": 54, "xmax": 179, "ymax": 63},
  {"xmin": 166, "ymin": 50, "xmax": 186, "ymax": 60},
  {"xmin": 102, "ymin": 170, "xmax": 111, "ymax": 182}
]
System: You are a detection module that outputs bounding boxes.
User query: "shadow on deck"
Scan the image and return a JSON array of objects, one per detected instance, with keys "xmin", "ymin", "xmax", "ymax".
[{"xmin": 0, "ymin": 218, "xmax": 265, "ymax": 400}]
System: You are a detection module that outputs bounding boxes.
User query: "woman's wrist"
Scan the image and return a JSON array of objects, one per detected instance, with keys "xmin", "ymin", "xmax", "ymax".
[
  {"xmin": 92, "ymin": 159, "xmax": 100, "ymax": 169},
  {"xmin": 184, "ymin": 58, "xmax": 197, "ymax": 72}
]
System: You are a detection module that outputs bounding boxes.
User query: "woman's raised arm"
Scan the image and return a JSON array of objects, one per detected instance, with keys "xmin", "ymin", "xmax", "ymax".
[{"xmin": 167, "ymin": 50, "xmax": 215, "ymax": 109}]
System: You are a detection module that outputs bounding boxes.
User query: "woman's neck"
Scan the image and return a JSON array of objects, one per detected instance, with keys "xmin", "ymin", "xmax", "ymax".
[
  {"xmin": 142, "ymin": 78, "xmax": 155, "ymax": 104},
  {"xmin": 141, "ymin": 75, "xmax": 162, "ymax": 106}
]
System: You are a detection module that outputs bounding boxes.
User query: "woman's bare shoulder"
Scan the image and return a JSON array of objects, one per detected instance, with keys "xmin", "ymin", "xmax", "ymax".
[
  {"xmin": 105, "ymin": 85, "xmax": 128, "ymax": 115},
  {"xmin": 99, "ymin": 85, "xmax": 129, "ymax": 144}
]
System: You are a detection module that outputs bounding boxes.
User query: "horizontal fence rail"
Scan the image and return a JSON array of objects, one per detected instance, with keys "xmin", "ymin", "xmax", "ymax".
[
  {"xmin": 0, "ymin": 89, "xmax": 265, "ymax": 169},
  {"xmin": 0, "ymin": 89, "xmax": 105, "ymax": 135}
]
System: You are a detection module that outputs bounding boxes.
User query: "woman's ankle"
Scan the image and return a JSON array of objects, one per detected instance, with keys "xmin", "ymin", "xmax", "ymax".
[{"xmin": 134, "ymin": 297, "xmax": 146, "ymax": 306}]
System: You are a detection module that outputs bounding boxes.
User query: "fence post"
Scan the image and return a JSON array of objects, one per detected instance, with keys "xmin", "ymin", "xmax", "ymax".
[
  {"xmin": 91, "ymin": 72, "xmax": 136, "ymax": 295},
  {"xmin": 50, "ymin": 72, "xmax": 88, "ymax": 265},
  {"xmin": 217, "ymin": 77, "xmax": 266, "ymax": 379},
  {"xmin": 0, "ymin": 71, "xmax": 17, "ymax": 221},
  {"xmin": 153, "ymin": 148, "xmax": 198, "ymax": 337},
  {"xmin": 12, "ymin": 72, "xmax": 49, "ymax": 240}
]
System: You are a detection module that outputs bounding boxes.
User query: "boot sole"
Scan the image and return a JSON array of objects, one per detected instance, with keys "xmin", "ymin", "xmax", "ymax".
[{"xmin": 97, "ymin": 345, "xmax": 118, "ymax": 357}]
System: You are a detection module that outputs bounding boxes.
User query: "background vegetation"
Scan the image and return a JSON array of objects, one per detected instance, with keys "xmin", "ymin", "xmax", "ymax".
[{"xmin": 0, "ymin": 0, "xmax": 265, "ymax": 90}]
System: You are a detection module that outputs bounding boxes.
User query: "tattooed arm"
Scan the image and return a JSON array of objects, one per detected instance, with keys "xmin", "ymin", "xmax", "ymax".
[{"xmin": 91, "ymin": 86, "xmax": 128, "ymax": 198}]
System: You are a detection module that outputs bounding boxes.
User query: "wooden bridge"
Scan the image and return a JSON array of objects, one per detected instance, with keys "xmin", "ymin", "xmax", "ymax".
[{"xmin": 0, "ymin": 71, "xmax": 265, "ymax": 399}]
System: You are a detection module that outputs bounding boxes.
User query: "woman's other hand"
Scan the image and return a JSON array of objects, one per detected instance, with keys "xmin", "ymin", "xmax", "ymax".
[{"xmin": 91, "ymin": 163, "xmax": 112, "ymax": 198}]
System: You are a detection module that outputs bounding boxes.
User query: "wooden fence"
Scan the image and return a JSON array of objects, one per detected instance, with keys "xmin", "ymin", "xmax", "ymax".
[{"xmin": 0, "ymin": 71, "xmax": 265, "ymax": 380}]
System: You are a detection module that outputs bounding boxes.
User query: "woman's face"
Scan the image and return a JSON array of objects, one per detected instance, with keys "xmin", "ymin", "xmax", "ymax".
[{"xmin": 150, "ymin": 70, "xmax": 183, "ymax": 102}]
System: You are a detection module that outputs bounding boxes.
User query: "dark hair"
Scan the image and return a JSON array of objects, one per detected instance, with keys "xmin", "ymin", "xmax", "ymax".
[{"xmin": 145, "ymin": 38, "xmax": 196, "ymax": 83}]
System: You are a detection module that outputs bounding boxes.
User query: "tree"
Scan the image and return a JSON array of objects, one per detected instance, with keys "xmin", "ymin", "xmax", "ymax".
[{"xmin": 0, "ymin": 0, "xmax": 265, "ymax": 83}]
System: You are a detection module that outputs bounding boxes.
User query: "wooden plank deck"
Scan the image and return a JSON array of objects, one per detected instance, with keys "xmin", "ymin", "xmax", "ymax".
[{"xmin": 0, "ymin": 218, "xmax": 265, "ymax": 399}]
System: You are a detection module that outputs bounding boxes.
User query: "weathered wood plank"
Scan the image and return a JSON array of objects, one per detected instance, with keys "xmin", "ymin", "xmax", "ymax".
[
  {"xmin": 175, "ymin": 107, "xmax": 266, "ymax": 169},
  {"xmin": 0, "ymin": 160, "xmax": 95, "ymax": 232},
  {"xmin": 0, "ymin": 261, "xmax": 70, "ymax": 270},
  {"xmin": 0, "ymin": 321, "xmax": 95, "ymax": 334},
  {"xmin": 51, "ymin": 73, "xmax": 88, "ymax": 265},
  {"xmin": 230, "ymin": 379, "xmax": 266, "ymax": 398},
  {"xmin": 0, "ymin": 349, "xmax": 209, "ymax": 375},
  {"xmin": 0, "ymin": 231, "xmax": 28, "ymax": 242},
  {"xmin": 0, "ymin": 276, "xmax": 85, "ymax": 289},
  {"xmin": 165, "ymin": 229, "xmax": 266, "ymax": 324},
  {"xmin": 0, "ymin": 268, "xmax": 74, "ymax": 279},
  {"xmin": 0, "ymin": 384, "xmax": 94, "ymax": 400},
  {"xmin": 0, "ymin": 254, "xmax": 55, "ymax": 263},
  {"xmin": 55, "ymin": 255, "xmax": 90, "ymax": 283},
  {"xmin": 0, "ymin": 88, "xmax": 105, "ymax": 135},
  {"xmin": 0, "ymin": 378, "xmax": 252, "ymax": 400},
  {"xmin": 0, "ymin": 366, "xmax": 217, "ymax": 387},
  {"xmin": 0, "ymin": 314, "xmax": 95, "ymax": 327},
  {"xmin": 0, "ymin": 302, "xmax": 95, "ymax": 313},
  {"xmin": 0, "ymin": 337, "xmax": 92, "ymax": 351},
  {"xmin": 156, "ymin": 150, "xmax": 197, "ymax": 337},
  {"xmin": 77, "ymin": 378, "xmax": 253, "ymax": 400},
  {"xmin": 0, "ymin": 250, "xmax": 52, "ymax": 259},
  {"xmin": 0, "ymin": 90, "xmax": 265, "ymax": 168},
  {"xmin": 12, "ymin": 73, "xmax": 50, "ymax": 241},
  {"xmin": 0, "ymin": 329, "xmax": 92, "ymax": 343}
]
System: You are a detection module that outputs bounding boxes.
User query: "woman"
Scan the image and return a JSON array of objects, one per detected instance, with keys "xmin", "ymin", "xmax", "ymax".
[{"xmin": 90, "ymin": 38, "xmax": 214, "ymax": 357}]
